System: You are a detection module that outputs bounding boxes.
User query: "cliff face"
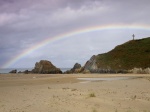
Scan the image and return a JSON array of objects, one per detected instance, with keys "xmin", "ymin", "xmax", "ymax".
[
  {"xmin": 84, "ymin": 37, "xmax": 150, "ymax": 73},
  {"xmin": 84, "ymin": 55, "xmax": 98, "ymax": 70},
  {"xmin": 83, "ymin": 55, "xmax": 116, "ymax": 73}
]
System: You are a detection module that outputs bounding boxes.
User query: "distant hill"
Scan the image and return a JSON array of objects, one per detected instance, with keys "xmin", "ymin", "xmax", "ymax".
[{"xmin": 84, "ymin": 37, "xmax": 150, "ymax": 72}]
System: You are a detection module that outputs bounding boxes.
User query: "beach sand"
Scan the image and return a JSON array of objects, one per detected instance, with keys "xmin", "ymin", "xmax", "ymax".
[{"xmin": 0, "ymin": 74, "xmax": 150, "ymax": 112}]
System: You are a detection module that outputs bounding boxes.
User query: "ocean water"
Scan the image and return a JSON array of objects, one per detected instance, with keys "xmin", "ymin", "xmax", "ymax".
[{"xmin": 0, "ymin": 68, "xmax": 71, "ymax": 73}]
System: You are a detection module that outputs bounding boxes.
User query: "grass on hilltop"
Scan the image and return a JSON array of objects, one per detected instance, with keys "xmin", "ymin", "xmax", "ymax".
[{"xmin": 96, "ymin": 37, "xmax": 150, "ymax": 70}]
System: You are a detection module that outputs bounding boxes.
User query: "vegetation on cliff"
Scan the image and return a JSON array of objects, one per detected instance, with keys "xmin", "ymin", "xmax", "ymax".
[{"xmin": 96, "ymin": 37, "xmax": 150, "ymax": 70}]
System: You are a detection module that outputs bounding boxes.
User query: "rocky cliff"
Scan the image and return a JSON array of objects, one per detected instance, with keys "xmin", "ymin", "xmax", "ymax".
[
  {"xmin": 84, "ymin": 55, "xmax": 98, "ymax": 71},
  {"xmin": 32, "ymin": 60, "xmax": 62, "ymax": 74},
  {"xmin": 84, "ymin": 37, "xmax": 150, "ymax": 73}
]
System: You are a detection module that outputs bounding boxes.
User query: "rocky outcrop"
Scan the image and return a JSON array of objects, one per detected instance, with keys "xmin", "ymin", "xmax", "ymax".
[
  {"xmin": 83, "ymin": 37, "xmax": 150, "ymax": 73},
  {"xmin": 83, "ymin": 55, "xmax": 127, "ymax": 73},
  {"xmin": 82, "ymin": 69, "xmax": 91, "ymax": 74},
  {"xmin": 74, "ymin": 67, "xmax": 84, "ymax": 73},
  {"xmin": 23, "ymin": 70, "xmax": 29, "ymax": 74},
  {"xmin": 144, "ymin": 68, "xmax": 150, "ymax": 74},
  {"xmin": 9, "ymin": 69, "xmax": 17, "ymax": 73},
  {"xmin": 70, "ymin": 63, "xmax": 82, "ymax": 73},
  {"xmin": 18, "ymin": 70, "xmax": 32, "ymax": 74},
  {"xmin": 84, "ymin": 55, "xmax": 98, "ymax": 71},
  {"xmin": 129, "ymin": 68, "xmax": 150, "ymax": 74},
  {"xmin": 32, "ymin": 60, "xmax": 62, "ymax": 74},
  {"xmin": 83, "ymin": 55, "xmax": 103, "ymax": 73},
  {"xmin": 64, "ymin": 63, "xmax": 83, "ymax": 74},
  {"xmin": 64, "ymin": 70, "xmax": 72, "ymax": 74},
  {"xmin": 72, "ymin": 63, "xmax": 81, "ymax": 71}
]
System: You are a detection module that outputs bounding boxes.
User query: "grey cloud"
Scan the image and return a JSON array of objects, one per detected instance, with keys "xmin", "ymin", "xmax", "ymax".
[{"xmin": 1, "ymin": 0, "xmax": 149, "ymax": 31}]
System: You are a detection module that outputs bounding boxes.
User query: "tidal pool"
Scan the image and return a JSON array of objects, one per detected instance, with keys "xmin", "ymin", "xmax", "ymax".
[{"xmin": 77, "ymin": 77, "xmax": 137, "ymax": 82}]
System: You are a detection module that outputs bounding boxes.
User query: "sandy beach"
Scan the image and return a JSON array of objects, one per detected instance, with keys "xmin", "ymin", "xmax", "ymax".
[{"xmin": 0, "ymin": 74, "xmax": 150, "ymax": 112}]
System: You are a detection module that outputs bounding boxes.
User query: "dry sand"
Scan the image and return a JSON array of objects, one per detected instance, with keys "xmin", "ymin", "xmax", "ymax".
[{"xmin": 0, "ymin": 73, "xmax": 150, "ymax": 112}]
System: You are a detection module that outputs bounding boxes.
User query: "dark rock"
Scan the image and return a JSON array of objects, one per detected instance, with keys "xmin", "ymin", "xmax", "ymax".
[
  {"xmin": 64, "ymin": 70, "xmax": 72, "ymax": 74},
  {"xmin": 74, "ymin": 67, "xmax": 84, "ymax": 73},
  {"xmin": 18, "ymin": 70, "xmax": 31, "ymax": 74},
  {"xmin": 64, "ymin": 63, "xmax": 82, "ymax": 74},
  {"xmin": 116, "ymin": 69, "xmax": 128, "ymax": 74},
  {"xmin": 18, "ymin": 71, "xmax": 22, "ymax": 73},
  {"xmin": 32, "ymin": 60, "xmax": 62, "ymax": 74},
  {"xmin": 72, "ymin": 63, "xmax": 81, "ymax": 70},
  {"xmin": 70, "ymin": 63, "xmax": 81, "ymax": 73},
  {"xmin": 23, "ymin": 70, "xmax": 29, "ymax": 74},
  {"xmin": 9, "ymin": 69, "xmax": 17, "ymax": 73}
]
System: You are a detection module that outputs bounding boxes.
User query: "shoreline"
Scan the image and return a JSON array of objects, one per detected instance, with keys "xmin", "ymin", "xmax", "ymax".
[{"xmin": 0, "ymin": 73, "xmax": 150, "ymax": 86}]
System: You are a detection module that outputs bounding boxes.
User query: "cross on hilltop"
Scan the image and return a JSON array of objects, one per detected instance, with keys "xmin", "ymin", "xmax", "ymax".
[{"xmin": 132, "ymin": 34, "xmax": 135, "ymax": 40}]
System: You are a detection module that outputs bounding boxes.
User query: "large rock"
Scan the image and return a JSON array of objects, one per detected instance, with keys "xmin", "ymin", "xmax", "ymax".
[
  {"xmin": 144, "ymin": 68, "xmax": 150, "ymax": 74},
  {"xmin": 74, "ymin": 68, "xmax": 83, "ymax": 73},
  {"xmin": 18, "ymin": 70, "xmax": 32, "ymax": 74},
  {"xmin": 83, "ymin": 55, "xmax": 128, "ymax": 73},
  {"xmin": 71, "ymin": 63, "xmax": 82, "ymax": 72},
  {"xmin": 32, "ymin": 60, "xmax": 62, "ymax": 74},
  {"xmin": 129, "ymin": 67, "xmax": 150, "ymax": 74},
  {"xmin": 83, "ymin": 55, "xmax": 98, "ymax": 73},
  {"xmin": 72, "ymin": 63, "xmax": 81, "ymax": 70},
  {"xmin": 64, "ymin": 63, "xmax": 82, "ymax": 74}
]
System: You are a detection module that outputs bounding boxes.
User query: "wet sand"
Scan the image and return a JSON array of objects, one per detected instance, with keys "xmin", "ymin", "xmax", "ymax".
[{"xmin": 0, "ymin": 74, "xmax": 150, "ymax": 112}]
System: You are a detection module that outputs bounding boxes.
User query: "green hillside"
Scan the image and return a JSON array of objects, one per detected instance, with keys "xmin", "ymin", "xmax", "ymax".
[{"xmin": 96, "ymin": 37, "xmax": 150, "ymax": 70}]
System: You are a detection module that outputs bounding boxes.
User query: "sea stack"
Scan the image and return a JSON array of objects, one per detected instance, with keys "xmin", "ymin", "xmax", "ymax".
[
  {"xmin": 32, "ymin": 60, "xmax": 62, "ymax": 74},
  {"xmin": 64, "ymin": 63, "xmax": 83, "ymax": 74}
]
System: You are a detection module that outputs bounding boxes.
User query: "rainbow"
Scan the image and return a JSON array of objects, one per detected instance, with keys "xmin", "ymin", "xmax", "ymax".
[{"xmin": 2, "ymin": 24, "xmax": 150, "ymax": 68}]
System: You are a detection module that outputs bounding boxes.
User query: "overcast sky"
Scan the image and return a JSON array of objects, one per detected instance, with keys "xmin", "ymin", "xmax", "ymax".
[{"xmin": 0, "ymin": 0, "xmax": 150, "ymax": 68}]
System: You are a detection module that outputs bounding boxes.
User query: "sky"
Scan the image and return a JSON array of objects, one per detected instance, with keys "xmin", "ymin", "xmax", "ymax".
[{"xmin": 0, "ymin": 0, "xmax": 150, "ymax": 68}]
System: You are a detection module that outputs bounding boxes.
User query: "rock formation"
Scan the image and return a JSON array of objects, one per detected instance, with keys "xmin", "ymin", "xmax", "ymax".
[
  {"xmin": 83, "ymin": 55, "xmax": 127, "ymax": 73},
  {"xmin": 32, "ymin": 60, "xmax": 62, "ymax": 74},
  {"xmin": 9, "ymin": 69, "xmax": 17, "ymax": 73},
  {"xmin": 82, "ymin": 69, "xmax": 91, "ymax": 74},
  {"xmin": 64, "ymin": 63, "xmax": 83, "ymax": 74},
  {"xmin": 129, "ymin": 68, "xmax": 150, "ymax": 74},
  {"xmin": 84, "ymin": 55, "xmax": 98, "ymax": 71},
  {"xmin": 144, "ymin": 68, "xmax": 150, "ymax": 74},
  {"xmin": 18, "ymin": 70, "xmax": 32, "ymax": 74},
  {"xmin": 83, "ymin": 37, "xmax": 150, "ymax": 73},
  {"xmin": 71, "ymin": 63, "xmax": 82, "ymax": 72},
  {"xmin": 23, "ymin": 70, "xmax": 29, "ymax": 74}
]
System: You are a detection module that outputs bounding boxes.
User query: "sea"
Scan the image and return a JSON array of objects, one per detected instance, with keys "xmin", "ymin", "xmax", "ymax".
[{"xmin": 0, "ymin": 68, "xmax": 71, "ymax": 74}]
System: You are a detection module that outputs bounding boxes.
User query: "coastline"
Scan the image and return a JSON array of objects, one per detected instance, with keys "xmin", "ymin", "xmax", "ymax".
[{"xmin": 0, "ymin": 74, "xmax": 150, "ymax": 112}]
